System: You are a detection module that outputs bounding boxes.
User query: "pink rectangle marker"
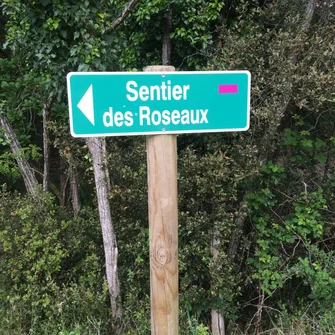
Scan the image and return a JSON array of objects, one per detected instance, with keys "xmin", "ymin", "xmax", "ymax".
[{"xmin": 218, "ymin": 84, "xmax": 238, "ymax": 94}]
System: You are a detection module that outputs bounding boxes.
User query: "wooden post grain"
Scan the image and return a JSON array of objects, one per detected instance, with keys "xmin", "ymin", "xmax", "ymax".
[{"xmin": 145, "ymin": 65, "xmax": 178, "ymax": 335}]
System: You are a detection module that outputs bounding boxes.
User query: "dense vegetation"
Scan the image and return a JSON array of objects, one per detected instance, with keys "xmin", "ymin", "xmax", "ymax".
[{"xmin": 0, "ymin": 0, "xmax": 334, "ymax": 334}]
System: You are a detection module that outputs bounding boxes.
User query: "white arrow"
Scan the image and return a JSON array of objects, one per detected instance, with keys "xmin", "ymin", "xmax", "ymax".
[{"xmin": 77, "ymin": 84, "xmax": 95, "ymax": 126}]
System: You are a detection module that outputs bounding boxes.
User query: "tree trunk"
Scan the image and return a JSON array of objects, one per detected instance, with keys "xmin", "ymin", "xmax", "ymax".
[
  {"xmin": 107, "ymin": 0, "xmax": 141, "ymax": 31},
  {"xmin": 86, "ymin": 137, "xmax": 122, "ymax": 320},
  {"xmin": 162, "ymin": 9, "xmax": 172, "ymax": 65},
  {"xmin": 42, "ymin": 97, "xmax": 54, "ymax": 192},
  {"xmin": 69, "ymin": 162, "xmax": 81, "ymax": 217},
  {"xmin": 59, "ymin": 156, "xmax": 68, "ymax": 207},
  {"xmin": 266, "ymin": 0, "xmax": 316, "ymax": 134},
  {"xmin": 227, "ymin": 214, "xmax": 245, "ymax": 262},
  {"xmin": 212, "ymin": 308, "xmax": 225, "ymax": 335},
  {"xmin": 0, "ymin": 112, "xmax": 39, "ymax": 199},
  {"xmin": 211, "ymin": 234, "xmax": 225, "ymax": 335},
  {"xmin": 302, "ymin": 0, "xmax": 316, "ymax": 33}
]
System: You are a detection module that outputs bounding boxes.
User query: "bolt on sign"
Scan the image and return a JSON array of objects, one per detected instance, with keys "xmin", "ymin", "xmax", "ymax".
[{"xmin": 67, "ymin": 71, "xmax": 250, "ymax": 137}]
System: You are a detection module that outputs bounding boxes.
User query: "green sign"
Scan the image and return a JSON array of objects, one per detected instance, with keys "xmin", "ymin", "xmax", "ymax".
[{"xmin": 67, "ymin": 71, "xmax": 250, "ymax": 137}]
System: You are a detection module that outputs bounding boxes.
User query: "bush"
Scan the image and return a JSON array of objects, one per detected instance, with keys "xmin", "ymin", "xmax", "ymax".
[{"xmin": 0, "ymin": 187, "xmax": 111, "ymax": 334}]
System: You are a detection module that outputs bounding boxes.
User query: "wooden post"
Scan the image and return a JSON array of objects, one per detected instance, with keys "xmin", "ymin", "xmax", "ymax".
[{"xmin": 145, "ymin": 65, "xmax": 178, "ymax": 335}]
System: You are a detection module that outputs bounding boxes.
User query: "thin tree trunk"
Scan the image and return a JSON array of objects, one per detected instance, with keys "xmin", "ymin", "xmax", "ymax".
[
  {"xmin": 107, "ymin": 0, "xmax": 141, "ymax": 31},
  {"xmin": 30, "ymin": 163, "xmax": 62, "ymax": 202},
  {"xmin": 86, "ymin": 137, "xmax": 122, "ymax": 320},
  {"xmin": 63, "ymin": 148, "xmax": 81, "ymax": 216},
  {"xmin": 42, "ymin": 97, "xmax": 54, "ymax": 192},
  {"xmin": 162, "ymin": 9, "xmax": 172, "ymax": 65},
  {"xmin": 0, "ymin": 112, "xmax": 39, "ymax": 199},
  {"xmin": 268, "ymin": 0, "xmax": 317, "ymax": 127},
  {"xmin": 70, "ymin": 0, "xmax": 141, "ymax": 320},
  {"xmin": 302, "ymin": 0, "xmax": 316, "ymax": 33},
  {"xmin": 211, "ymin": 233, "xmax": 225, "ymax": 335},
  {"xmin": 69, "ymin": 161, "xmax": 81, "ymax": 217},
  {"xmin": 59, "ymin": 156, "xmax": 68, "ymax": 207},
  {"xmin": 227, "ymin": 215, "xmax": 245, "ymax": 262},
  {"xmin": 212, "ymin": 308, "xmax": 225, "ymax": 335}
]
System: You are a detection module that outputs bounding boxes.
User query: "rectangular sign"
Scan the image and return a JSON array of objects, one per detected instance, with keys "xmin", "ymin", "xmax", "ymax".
[{"xmin": 67, "ymin": 71, "xmax": 251, "ymax": 137}]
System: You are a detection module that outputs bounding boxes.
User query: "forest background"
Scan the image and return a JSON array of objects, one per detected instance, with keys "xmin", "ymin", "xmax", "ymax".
[{"xmin": 0, "ymin": 0, "xmax": 334, "ymax": 334}]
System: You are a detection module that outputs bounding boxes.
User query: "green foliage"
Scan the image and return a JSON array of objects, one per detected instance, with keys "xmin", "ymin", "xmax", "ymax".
[
  {"xmin": 293, "ymin": 246, "xmax": 335, "ymax": 312},
  {"xmin": 0, "ymin": 151, "xmax": 21, "ymax": 180},
  {"xmin": 58, "ymin": 331, "xmax": 81, "ymax": 335},
  {"xmin": 177, "ymin": 145, "xmax": 247, "ymax": 322},
  {"xmin": 3, "ymin": 0, "xmax": 121, "ymax": 77},
  {"xmin": 186, "ymin": 312, "xmax": 210, "ymax": 335},
  {"xmin": 0, "ymin": 188, "xmax": 110, "ymax": 334},
  {"xmin": 247, "ymin": 188, "xmax": 328, "ymax": 296}
]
